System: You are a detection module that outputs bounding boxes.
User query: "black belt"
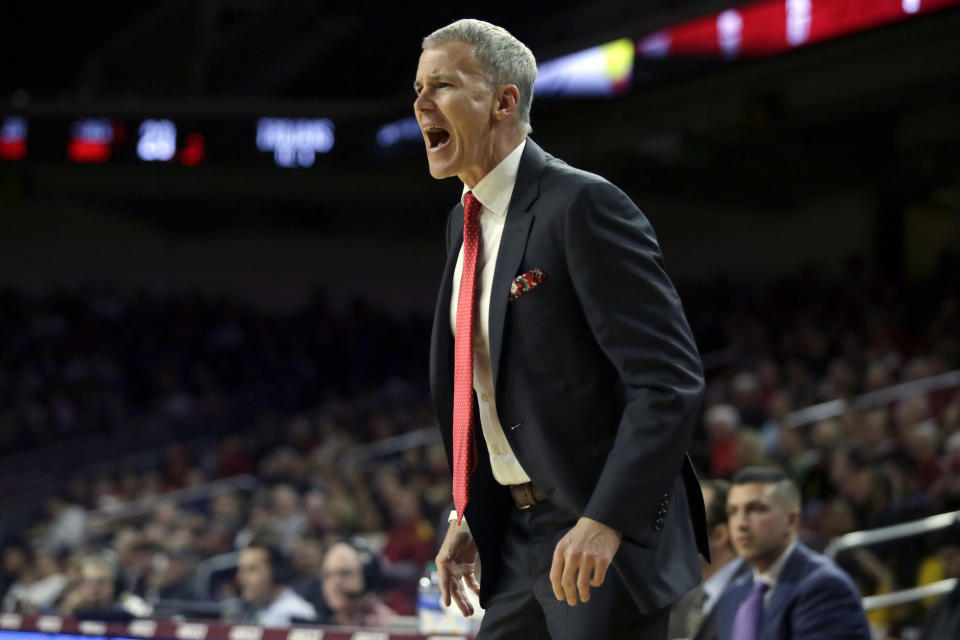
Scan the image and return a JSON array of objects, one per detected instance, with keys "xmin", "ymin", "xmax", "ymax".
[{"xmin": 509, "ymin": 481, "xmax": 548, "ymax": 509}]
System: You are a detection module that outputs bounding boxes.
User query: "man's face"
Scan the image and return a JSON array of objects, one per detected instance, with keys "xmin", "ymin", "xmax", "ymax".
[
  {"xmin": 79, "ymin": 565, "xmax": 115, "ymax": 608},
  {"xmin": 321, "ymin": 545, "xmax": 365, "ymax": 613},
  {"xmin": 236, "ymin": 548, "xmax": 274, "ymax": 606},
  {"xmin": 414, "ymin": 40, "xmax": 497, "ymax": 186},
  {"xmin": 726, "ymin": 482, "xmax": 797, "ymax": 572}
]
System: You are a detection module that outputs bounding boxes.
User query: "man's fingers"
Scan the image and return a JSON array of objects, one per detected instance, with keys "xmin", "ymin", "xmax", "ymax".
[
  {"xmin": 550, "ymin": 545, "xmax": 566, "ymax": 601},
  {"xmin": 465, "ymin": 572, "xmax": 481, "ymax": 595},
  {"xmin": 590, "ymin": 558, "xmax": 609, "ymax": 587},
  {"xmin": 450, "ymin": 577, "xmax": 474, "ymax": 617},
  {"xmin": 577, "ymin": 557, "xmax": 594, "ymax": 603},
  {"xmin": 560, "ymin": 552, "xmax": 580, "ymax": 606},
  {"xmin": 437, "ymin": 563, "xmax": 451, "ymax": 606}
]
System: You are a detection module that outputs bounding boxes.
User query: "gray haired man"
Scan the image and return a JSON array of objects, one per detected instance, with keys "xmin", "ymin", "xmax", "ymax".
[{"xmin": 420, "ymin": 18, "xmax": 709, "ymax": 640}]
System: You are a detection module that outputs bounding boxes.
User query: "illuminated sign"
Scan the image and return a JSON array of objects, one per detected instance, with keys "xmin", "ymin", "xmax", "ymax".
[
  {"xmin": 256, "ymin": 118, "xmax": 334, "ymax": 168},
  {"xmin": 535, "ymin": 38, "xmax": 634, "ymax": 97},
  {"xmin": 68, "ymin": 118, "xmax": 115, "ymax": 163},
  {"xmin": 0, "ymin": 116, "xmax": 27, "ymax": 161},
  {"xmin": 638, "ymin": 0, "xmax": 960, "ymax": 59},
  {"xmin": 137, "ymin": 119, "xmax": 177, "ymax": 162}
]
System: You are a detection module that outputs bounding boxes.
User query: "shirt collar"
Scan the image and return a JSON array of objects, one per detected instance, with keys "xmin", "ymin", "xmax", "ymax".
[
  {"xmin": 754, "ymin": 539, "xmax": 797, "ymax": 590},
  {"xmin": 703, "ymin": 556, "xmax": 744, "ymax": 605},
  {"xmin": 461, "ymin": 139, "xmax": 526, "ymax": 219}
]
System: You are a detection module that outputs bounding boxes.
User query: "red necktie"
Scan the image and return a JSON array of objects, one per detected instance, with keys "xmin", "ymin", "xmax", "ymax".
[{"xmin": 453, "ymin": 191, "xmax": 483, "ymax": 523}]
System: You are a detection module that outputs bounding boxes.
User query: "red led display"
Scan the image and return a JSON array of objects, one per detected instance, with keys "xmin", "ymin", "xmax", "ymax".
[
  {"xmin": 0, "ymin": 139, "xmax": 26, "ymax": 161},
  {"xmin": 639, "ymin": 0, "xmax": 960, "ymax": 59}
]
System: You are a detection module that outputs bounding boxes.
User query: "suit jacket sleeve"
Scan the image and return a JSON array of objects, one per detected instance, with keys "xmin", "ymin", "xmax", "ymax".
[{"xmin": 564, "ymin": 179, "xmax": 704, "ymax": 546}]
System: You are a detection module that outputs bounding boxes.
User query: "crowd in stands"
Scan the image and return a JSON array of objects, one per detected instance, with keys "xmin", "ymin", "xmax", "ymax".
[{"xmin": 1, "ymin": 251, "xmax": 959, "ymax": 637}]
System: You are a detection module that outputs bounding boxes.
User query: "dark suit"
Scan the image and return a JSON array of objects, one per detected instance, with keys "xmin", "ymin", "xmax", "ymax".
[
  {"xmin": 715, "ymin": 543, "xmax": 871, "ymax": 640},
  {"xmin": 669, "ymin": 559, "xmax": 750, "ymax": 640},
  {"xmin": 429, "ymin": 138, "xmax": 709, "ymax": 631}
]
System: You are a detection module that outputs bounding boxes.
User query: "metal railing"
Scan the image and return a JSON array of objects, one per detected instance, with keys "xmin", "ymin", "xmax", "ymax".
[
  {"xmin": 786, "ymin": 369, "xmax": 960, "ymax": 429},
  {"xmin": 862, "ymin": 578, "xmax": 957, "ymax": 611},
  {"xmin": 825, "ymin": 510, "xmax": 960, "ymax": 560},
  {"xmin": 86, "ymin": 475, "xmax": 261, "ymax": 531}
]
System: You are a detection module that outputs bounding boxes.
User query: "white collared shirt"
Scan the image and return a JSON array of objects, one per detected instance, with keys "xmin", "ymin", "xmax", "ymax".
[
  {"xmin": 255, "ymin": 587, "xmax": 317, "ymax": 627},
  {"xmin": 449, "ymin": 139, "xmax": 531, "ymax": 487},
  {"xmin": 702, "ymin": 556, "xmax": 745, "ymax": 616},
  {"xmin": 753, "ymin": 539, "xmax": 797, "ymax": 605}
]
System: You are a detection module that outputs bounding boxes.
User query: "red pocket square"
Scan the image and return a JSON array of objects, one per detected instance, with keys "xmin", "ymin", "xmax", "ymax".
[{"xmin": 509, "ymin": 269, "xmax": 547, "ymax": 300}]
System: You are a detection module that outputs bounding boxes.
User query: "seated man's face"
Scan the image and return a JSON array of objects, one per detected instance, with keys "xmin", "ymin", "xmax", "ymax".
[
  {"xmin": 236, "ymin": 548, "xmax": 274, "ymax": 606},
  {"xmin": 727, "ymin": 482, "xmax": 796, "ymax": 571},
  {"xmin": 321, "ymin": 544, "xmax": 365, "ymax": 613}
]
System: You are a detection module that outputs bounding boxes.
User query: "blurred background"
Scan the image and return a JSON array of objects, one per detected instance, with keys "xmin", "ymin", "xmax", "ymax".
[{"xmin": 1, "ymin": 0, "xmax": 959, "ymax": 638}]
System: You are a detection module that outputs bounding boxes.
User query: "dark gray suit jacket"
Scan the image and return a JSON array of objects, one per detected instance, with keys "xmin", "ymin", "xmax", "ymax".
[{"xmin": 429, "ymin": 139, "xmax": 709, "ymax": 613}]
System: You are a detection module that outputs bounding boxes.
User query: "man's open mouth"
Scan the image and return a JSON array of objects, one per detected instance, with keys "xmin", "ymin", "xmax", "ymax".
[{"xmin": 424, "ymin": 126, "xmax": 451, "ymax": 152}]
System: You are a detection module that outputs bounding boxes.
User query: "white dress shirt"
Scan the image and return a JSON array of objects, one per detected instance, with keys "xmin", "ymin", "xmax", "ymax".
[
  {"xmin": 449, "ymin": 139, "xmax": 531, "ymax": 487},
  {"xmin": 753, "ymin": 540, "xmax": 797, "ymax": 605},
  {"xmin": 702, "ymin": 556, "xmax": 745, "ymax": 616},
  {"xmin": 255, "ymin": 587, "xmax": 317, "ymax": 627}
]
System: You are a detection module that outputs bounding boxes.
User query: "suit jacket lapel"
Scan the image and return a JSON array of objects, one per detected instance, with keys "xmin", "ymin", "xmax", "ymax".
[
  {"xmin": 488, "ymin": 139, "xmax": 545, "ymax": 392},
  {"xmin": 429, "ymin": 209, "xmax": 464, "ymax": 427},
  {"xmin": 761, "ymin": 544, "xmax": 804, "ymax": 637}
]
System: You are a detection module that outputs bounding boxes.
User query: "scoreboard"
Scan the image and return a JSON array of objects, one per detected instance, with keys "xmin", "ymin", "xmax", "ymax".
[{"xmin": 2, "ymin": 0, "xmax": 957, "ymax": 168}]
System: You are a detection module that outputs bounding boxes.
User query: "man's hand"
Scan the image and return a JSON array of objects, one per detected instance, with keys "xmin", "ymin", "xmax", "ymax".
[
  {"xmin": 550, "ymin": 516, "xmax": 622, "ymax": 606},
  {"xmin": 436, "ymin": 518, "xmax": 481, "ymax": 617}
]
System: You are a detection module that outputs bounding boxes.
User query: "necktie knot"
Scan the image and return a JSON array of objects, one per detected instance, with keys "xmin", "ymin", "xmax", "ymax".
[{"xmin": 463, "ymin": 192, "xmax": 482, "ymax": 228}]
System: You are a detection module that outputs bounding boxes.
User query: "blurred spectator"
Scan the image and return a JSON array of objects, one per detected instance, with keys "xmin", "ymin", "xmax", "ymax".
[
  {"xmin": 143, "ymin": 549, "xmax": 195, "ymax": 602},
  {"xmin": 59, "ymin": 555, "xmax": 150, "ymax": 619},
  {"xmin": 41, "ymin": 495, "xmax": 87, "ymax": 551},
  {"xmin": 668, "ymin": 479, "xmax": 746, "ymax": 640},
  {"xmin": 2, "ymin": 546, "xmax": 66, "ymax": 613},
  {"xmin": 920, "ymin": 525, "xmax": 960, "ymax": 640},
  {"xmin": 317, "ymin": 542, "xmax": 395, "ymax": 628},
  {"xmin": 380, "ymin": 488, "xmax": 435, "ymax": 615},
  {"xmin": 716, "ymin": 467, "xmax": 871, "ymax": 640},
  {"xmin": 705, "ymin": 405, "xmax": 741, "ymax": 477},
  {"xmin": 233, "ymin": 540, "xmax": 316, "ymax": 626},
  {"xmin": 288, "ymin": 536, "xmax": 324, "ymax": 607}
]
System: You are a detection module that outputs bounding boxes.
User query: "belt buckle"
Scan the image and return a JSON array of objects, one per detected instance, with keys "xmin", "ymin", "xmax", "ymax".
[{"xmin": 514, "ymin": 483, "xmax": 536, "ymax": 509}]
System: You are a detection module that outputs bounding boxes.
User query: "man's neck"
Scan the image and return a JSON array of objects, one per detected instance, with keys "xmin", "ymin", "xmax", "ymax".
[
  {"xmin": 754, "ymin": 537, "xmax": 796, "ymax": 575},
  {"xmin": 702, "ymin": 548, "xmax": 736, "ymax": 581},
  {"xmin": 460, "ymin": 129, "xmax": 526, "ymax": 189},
  {"xmin": 255, "ymin": 585, "xmax": 285, "ymax": 609}
]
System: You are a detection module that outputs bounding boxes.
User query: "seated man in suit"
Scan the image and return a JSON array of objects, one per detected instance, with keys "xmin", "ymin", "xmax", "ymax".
[
  {"xmin": 716, "ymin": 467, "xmax": 870, "ymax": 640},
  {"xmin": 669, "ymin": 480, "xmax": 746, "ymax": 640}
]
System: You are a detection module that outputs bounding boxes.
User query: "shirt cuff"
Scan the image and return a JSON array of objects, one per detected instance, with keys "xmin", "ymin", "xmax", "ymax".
[{"xmin": 449, "ymin": 510, "xmax": 469, "ymax": 528}]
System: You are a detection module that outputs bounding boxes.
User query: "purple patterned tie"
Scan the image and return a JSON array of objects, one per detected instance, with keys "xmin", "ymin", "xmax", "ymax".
[{"xmin": 731, "ymin": 580, "xmax": 769, "ymax": 640}]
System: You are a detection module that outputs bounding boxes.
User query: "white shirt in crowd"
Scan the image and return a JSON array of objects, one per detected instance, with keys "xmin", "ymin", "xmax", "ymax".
[
  {"xmin": 255, "ymin": 587, "xmax": 317, "ymax": 627},
  {"xmin": 702, "ymin": 556, "xmax": 745, "ymax": 616}
]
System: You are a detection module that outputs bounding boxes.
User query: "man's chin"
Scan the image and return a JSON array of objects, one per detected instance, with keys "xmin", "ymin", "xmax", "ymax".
[{"xmin": 427, "ymin": 162, "xmax": 455, "ymax": 180}]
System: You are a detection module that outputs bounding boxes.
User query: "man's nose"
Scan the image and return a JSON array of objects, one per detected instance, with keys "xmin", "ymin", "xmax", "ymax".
[{"xmin": 414, "ymin": 92, "xmax": 433, "ymax": 112}]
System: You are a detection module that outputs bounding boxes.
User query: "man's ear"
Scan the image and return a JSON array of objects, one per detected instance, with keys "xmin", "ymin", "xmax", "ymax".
[
  {"xmin": 787, "ymin": 508, "xmax": 801, "ymax": 530},
  {"xmin": 493, "ymin": 85, "xmax": 520, "ymax": 121},
  {"xmin": 710, "ymin": 523, "xmax": 729, "ymax": 547}
]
